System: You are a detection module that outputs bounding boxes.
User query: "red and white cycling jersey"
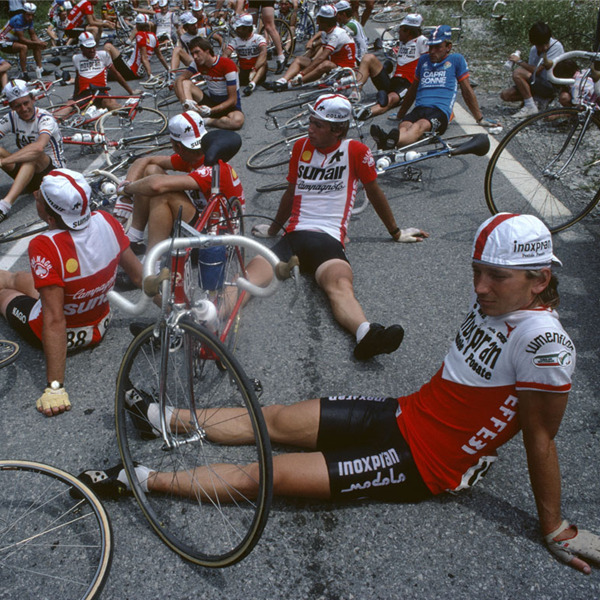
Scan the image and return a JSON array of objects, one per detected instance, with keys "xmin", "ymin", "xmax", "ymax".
[
  {"xmin": 170, "ymin": 153, "xmax": 244, "ymax": 212},
  {"xmin": 393, "ymin": 35, "xmax": 428, "ymax": 82},
  {"xmin": 27, "ymin": 211, "xmax": 130, "ymax": 349},
  {"xmin": 126, "ymin": 31, "xmax": 159, "ymax": 76},
  {"xmin": 321, "ymin": 25, "xmax": 356, "ymax": 68},
  {"xmin": 396, "ymin": 297, "xmax": 575, "ymax": 495},
  {"xmin": 73, "ymin": 50, "xmax": 112, "ymax": 92},
  {"xmin": 190, "ymin": 55, "xmax": 239, "ymax": 103},
  {"xmin": 286, "ymin": 137, "xmax": 377, "ymax": 244},
  {"xmin": 226, "ymin": 33, "xmax": 266, "ymax": 71},
  {"xmin": 66, "ymin": 0, "xmax": 94, "ymax": 30},
  {"xmin": 0, "ymin": 107, "xmax": 65, "ymax": 168}
]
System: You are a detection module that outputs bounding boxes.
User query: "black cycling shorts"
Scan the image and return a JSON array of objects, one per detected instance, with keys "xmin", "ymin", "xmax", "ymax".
[
  {"xmin": 530, "ymin": 78, "xmax": 557, "ymax": 99},
  {"xmin": 403, "ymin": 105, "xmax": 448, "ymax": 135},
  {"xmin": 317, "ymin": 396, "xmax": 432, "ymax": 502},
  {"xmin": 271, "ymin": 230, "xmax": 349, "ymax": 276},
  {"xmin": 5, "ymin": 295, "xmax": 42, "ymax": 348},
  {"xmin": 389, "ymin": 76, "xmax": 411, "ymax": 95},
  {"xmin": 64, "ymin": 28, "xmax": 85, "ymax": 40},
  {"xmin": 112, "ymin": 55, "xmax": 138, "ymax": 82},
  {"xmin": 3, "ymin": 160, "xmax": 54, "ymax": 194},
  {"xmin": 247, "ymin": 0, "xmax": 276, "ymax": 8}
]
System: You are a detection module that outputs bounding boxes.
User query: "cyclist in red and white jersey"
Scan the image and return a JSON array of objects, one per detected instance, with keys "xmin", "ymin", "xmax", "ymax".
[
  {"xmin": 224, "ymin": 13, "xmax": 267, "ymax": 96},
  {"xmin": 174, "ymin": 36, "xmax": 244, "ymax": 130},
  {"xmin": 64, "ymin": 0, "xmax": 115, "ymax": 42},
  {"xmin": 154, "ymin": 0, "xmax": 178, "ymax": 44},
  {"xmin": 0, "ymin": 168, "xmax": 143, "ymax": 417},
  {"xmin": 270, "ymin": 4, "xmax": 356, "ymax": 91},
  {"xmin": 0, "ymin": 80, "xmax": 65, "ymax": 223},
  {"xmin": 113, "ymin": 111, "xmax": 244, "ymax": 258},
  {"xmin": 249, "ymin": 94, "xmax": 427, "ymax": 360}
]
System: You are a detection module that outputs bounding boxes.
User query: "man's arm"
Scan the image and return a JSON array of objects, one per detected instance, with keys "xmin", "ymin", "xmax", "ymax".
[
  {"xmin": 125, "ymin": 154, "xmax": 174, "ymax": 182},
  {"xmin": 154, "ymin": 44, "xmax": 169, "ymax": 72},
  {"xmin": 119, "ymin": 247, "xmax": 143, "ymax": 289},
  {"xmin": 107, "ymin": 63, "xmax": 135, "ymax": 95},
  {"xmin": 0, "ymin": 132, "xmax": 50, "ymax": 167},
  {"xmin": 458, "ymin": 77, "xmax": 483, "ymax": 122},
  {"xmin": 301, "ymin": 46, "xmax": 332, "ymax": 78},
  {"xmin": 123, "ymin": 173, "xmax": 200, "ymax": 196},
  {"xmin": 39, "ymin": 284, "xmax": 67, "ymax": 385},
  {"xmin": 266, "ymin": 182, "xmax": 295, "ymax": 235}
]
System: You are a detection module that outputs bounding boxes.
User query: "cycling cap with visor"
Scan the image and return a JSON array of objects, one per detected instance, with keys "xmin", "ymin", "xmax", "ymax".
[
  {"xmin": 428, "ymin": 24, "xmax": 452, "ymax": 45},
  {"xmin": 23, "ymin": 3, "xmax": 37, "ymax": 14},
  {"xmin": 3, "ymin": 79, "xmax": 31, "ymax": 103},
  {"xmin": 400, "ymin": 13, "xmax": 423, "ymax": 28},
  {"xmin": 472, "ymin": 213, "xmax": 562, "ymax": 269},
  {"xmin": 235, "ymin": 14, "xmax": 254, "ymax": 29},
  {"xmin": 317, "ymin": 4, "xmax": 337, "ymax": 19},
  {"xmin": 79, "ymin": 31, "xmax": 96, "ymax": 47},
  {"xmin": 180, "ymin": 12, "xmax": 198, "ymax": 25},
  {"xmin": 168, "ymin": 111, "xmax": 207, "ymax": 149},
  {"xmin": 135, "ymin": 13, "xmax": 150, "ymax": 24},
  {"xmin": 40, "ymin": 169, "xmax": 92, "ymax": 231},
  {"xmin": 308, "ymin": 94, "xmax": 352, "ymax": 122}
]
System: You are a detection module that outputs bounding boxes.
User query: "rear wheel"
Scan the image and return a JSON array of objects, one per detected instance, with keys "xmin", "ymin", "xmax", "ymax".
[
  {"xmin": 246, "ymin": 133, "xmax": 305, "ymax": 170},
  {"xmin": 115, "ymin": 321, "xmax": 272, "ymax": 567},
  {"xmin": 484, "ymin": 107, "xmax": 600, "ymax": 233}
]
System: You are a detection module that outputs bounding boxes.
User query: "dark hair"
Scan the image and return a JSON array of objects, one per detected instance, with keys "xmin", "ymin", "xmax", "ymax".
[
  {"xmin": 317, "ymin": 15, "xmax": 337, "ymax": 27},
  {"xmin": 525, "ymin": 270, "xmax": 560, "ymax": 309},
  {"xmin": 189, "ymin": 36, "xmax": 214, "ymax": 56},
  {"xmin": 329, "ymin": 120, "xmax": 350, "ymax": 138},
  {"xmin": 42, "ymin": 200, "xmax": 70, "ymax": 230},
  {"xmin": 400, "ymin": 25, "xmax": 422, "ymax": 37},
  {"xmin": 554, "ymin": 59, "xmax": 578, "ymax": 79},
  {"xmin": 529, "ymin": 21, "xmax": 552, "ymax": 46}
]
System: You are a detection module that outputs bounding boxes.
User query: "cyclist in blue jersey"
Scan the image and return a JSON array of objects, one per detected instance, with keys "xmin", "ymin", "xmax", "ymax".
[{"xmin": 370, "ymin": 25, "xmax": 495, "ymax": 150}]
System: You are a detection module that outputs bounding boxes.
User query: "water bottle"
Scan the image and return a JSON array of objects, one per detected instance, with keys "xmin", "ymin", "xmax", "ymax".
[
  {"xmin": 198, "ymin": 245, "xmax": 227, "ymax": 290},
  {"xmin": 404, "ymin": 151, "xmax": 422, "ymax": 161},
  {"xmin": 72, "ymin": 133, "xmax": 104, "ymax": 143},
  {"xmin": 376, "ymin": 156, "xmax": 391, "ymax": 170},
  {"xmin": 504, "ymin": 50, "xmax": 520, "ymax": 70},
  {"xmin": 101, "ymin": 181, "xmax": 117, "ymax": 195},
  {"xmin": 191, "ymin": 299, "xmax": 218, "ymax": 330}
]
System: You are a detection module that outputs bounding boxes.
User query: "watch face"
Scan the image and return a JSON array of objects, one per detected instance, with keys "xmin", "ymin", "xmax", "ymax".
[{"xmin": 50, "ymin": 381, "xmax": 62, "ymax": 390}]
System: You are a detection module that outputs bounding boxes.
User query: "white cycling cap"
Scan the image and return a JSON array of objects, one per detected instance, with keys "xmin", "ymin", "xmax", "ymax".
[
  {"xmin": 400, "ymin": 13, "xmax": 423, "ymax": 28},
  {"xmin": 308, "ymin": 93, "xmax": 352, "ymax": 122},
  {"xmin": 190, "ymin": 0, "xmax": 204, "ymax": 10},
  {"xmin": 169, "ymin": 111, "xmax": 207, "ymax": 150},
  {"xmin": 180, "ymin": 12, "xmax": 198, "ymax": 25},
  {"xmin": 235, "ymin": 14, "xmax": 254, "ymax": 28},
  {"xmin": 78, "ymin": 31, "xmax": 96, "ymax": 47},
  {"xmin": 135, "ymin": 13, "xmax": 150, "ymax": 24},
  {"xmin": 335, "ymin": 1, "xmax": 351, "ymax": 12},
  {"xmin": 472, "ymin": 213, "xmax": 562, "ymax": 269},
  {"xmin": 23, "ymin": 2, "xmax": 37, "ymax": 14},
  {"xmin": 3, "ymin": 79, "xmax": 31, "ymax": 103},
  {"xmin": 317, "ymin": 4, "xmax": 337, "ymax": 18},
  {"xmin": 40, "ymin": 169, "xmax": 92, "ymax": 231},
  {"xmin": 158, "ymin": 0, "xmax": 169, "ymax": 7}
]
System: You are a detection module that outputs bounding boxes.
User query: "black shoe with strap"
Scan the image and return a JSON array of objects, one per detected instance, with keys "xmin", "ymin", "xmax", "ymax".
[{"xmin": 354, "ymin": 323, "xmax": 405, "ymax": 360}]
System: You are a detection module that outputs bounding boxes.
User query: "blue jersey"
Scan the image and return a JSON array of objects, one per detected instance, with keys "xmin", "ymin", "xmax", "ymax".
[{"xmin": 414, "ymin": 52, "xmax": 469, "ymax": 120}]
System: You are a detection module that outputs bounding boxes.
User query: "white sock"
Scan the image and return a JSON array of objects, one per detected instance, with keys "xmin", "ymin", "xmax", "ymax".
[
  {"xmin": 277, "ymin": 54, "xmax": 285, "ymax": 62},
  {"xmin": 35, "ymin": 67, "xmax": 43, "ymax": 77},
  {"xmin": 0, "ymin": 200, "xmax": 11, "ymax": 215},
  {"xmin": 276, "ymin": 77, "xmax": 287, "ymax": 84},
  {"xmin": 147, "ymin": 402, "xmax": 174, "ymax": 433},
  {"xmin": 356, "ymin": 321, "xmax": 371, "ymax": 343},
  {"xmin": 248, "ymin": 81, "xmax": 256, "ymax": 90},
  {"xmin": 524, "ymin": 97, "xmax": 536, "ymax": 108},
  {"xmin": 127, "ymin": 227, "xmax": 144, "ymax": 243},
  {"xmin": 117, "ymin": 465, "xmax": 153, "ymax": 493}
]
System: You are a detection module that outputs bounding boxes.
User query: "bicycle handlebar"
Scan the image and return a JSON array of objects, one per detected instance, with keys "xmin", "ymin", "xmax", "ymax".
[
  {"xmin": 546, "ymin": 50, "xmax": 600, "ymax": 85},
  {"xmin": 108, "ymin": 234, "xmax": 296, "ymax": 315}
]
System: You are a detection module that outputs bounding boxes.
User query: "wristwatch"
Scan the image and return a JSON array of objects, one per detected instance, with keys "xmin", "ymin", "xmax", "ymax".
[{"xmin": 48, "ymin": 380, "xmax": 64, "ymax": 390}]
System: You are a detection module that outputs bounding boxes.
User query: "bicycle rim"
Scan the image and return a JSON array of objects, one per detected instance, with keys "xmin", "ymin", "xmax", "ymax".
[
  {"xmin": 0, "ymin": 460, "xmax": 112, "ymax": 600},
  {"xmin": 246, "ymin": 134, "xmax": 304, "ymax": 170},
  {"xmin": 0, "ymin": 339, "xmax": 19, "ymax": 368},
  {"xmin": 484, "ymin": 107, "xmax": 600, "ymax": 233},
  {"xmin": 0, "ymin": 219, "xmax": 48, "ymax": 243},
  {"xmin": 115, "ymin": 322, "xmax": 273, "ymax": 567}
]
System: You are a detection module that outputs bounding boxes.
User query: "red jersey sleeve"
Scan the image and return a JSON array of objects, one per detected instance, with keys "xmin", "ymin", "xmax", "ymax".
[
  {"xmin": 28, "ymin": 234, "xmax": 66, "ymax": 290},
  {"xmin": 170, "ymin": 154, "xmax": 193, "ymax": 172},
  {"xmin": 348, "ymin": 140, "xmax": 378, "ymax": 184},
  {"xmin": 217, "ymin": 161, "xmax": 244, "ymax": 203}
]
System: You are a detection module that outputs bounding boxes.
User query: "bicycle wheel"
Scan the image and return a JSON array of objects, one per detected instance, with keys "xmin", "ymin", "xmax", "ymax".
[
  {"xmin": 48, "ymin": 101, "xmax": 82, "ymax": 126},
  {"xmin": 246, "ymin": 133, "xmax": 304, "ymax": 170},
  {"xmin": 484, "ymin": 107, "xmax": 600, "ymax": 233},
  {"xmin": 295, "ymin": 11, "xmax": 316, "ymax": 43},
  {"xmin": 115, "ymin": 321, "xmax": 272, "ymax": 567},
  {"xmin": 256, "ymin": 181, "xmax": 288, "ymax": 193},
  {"xmin": 95, "ymin": 106, "xmax": 168, "ymax": 161},
  {"xmin": 0, "ymin": 219, "xmax": 48, "ymax": 244},
  {"xmin": 260, "ymin": 18, "xmax": 295, "ymax": 68},
  {"xmin": 265, "ymin": 89, "xmax": 322, "ymax": 115},
  {"xmin": 372, "ymin": 6, "xmax": 406, "ymax": 23},
  {"xmin": 0, "ymin": 339, "xmax": 19, "ymax": 368},
  {"xmin": 0, "ymin": 460, "xmax": 112, "ymax": 600}
]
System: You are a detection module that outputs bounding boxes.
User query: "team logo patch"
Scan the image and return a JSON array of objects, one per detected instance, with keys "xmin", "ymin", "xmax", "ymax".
[
  {"xmin": 443, "ymin": 61, "xmax": 452, "ymax": 69},
  {"xmin": 65, "ymin": 258, "xmax": 79, "ymax": 273},
  {"xmin": 30, "ymin": 255, "xmax": 52, "ymax": 279},
  {"xmin": 533, "ymin": 350, "xmax": 572, "ymax": 368},
  {"xmin": 301, "ymin": 150, "xmax": 313, "ymax": 162}
]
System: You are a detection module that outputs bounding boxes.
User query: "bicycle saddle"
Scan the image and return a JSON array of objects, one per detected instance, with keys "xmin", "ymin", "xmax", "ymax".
[
  {"xmin": 201, "ymin": 130, "xmax": 242, "ymax": 166},
  {"xmin": 87, "ymin": 84, "xmax": 111, "ymax": 93}
]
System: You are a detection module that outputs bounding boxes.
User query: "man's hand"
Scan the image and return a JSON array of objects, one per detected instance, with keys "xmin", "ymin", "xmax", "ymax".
[
  {"xmin": 545, "ymin": 520, "xmax": 600, "ymax": 574},
  {"xmin": 393, "ymin": 228, "xmax": 429, "ymax": 243},
  {"xmin": 252, "ymin": 224, "xmax": 277, "ymax": 238},
  {"xmin": 197, "ymin": 105, "xmax": 212, "ymax": 117},
  {"xmin": 36, "ymin": 386, "xmax": 71, "ymax": 417}
]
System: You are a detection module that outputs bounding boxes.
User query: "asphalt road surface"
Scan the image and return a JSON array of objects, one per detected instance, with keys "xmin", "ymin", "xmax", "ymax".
[{"xmin": 1, "ymin": 21, "xmax": 600, "ymax": 600}]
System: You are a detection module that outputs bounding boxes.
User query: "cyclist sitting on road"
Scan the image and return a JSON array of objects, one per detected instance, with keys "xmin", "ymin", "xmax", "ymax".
[
  {"xmin": 0, "ymin": 168, "xmax": 143, "ymax": 417},
  {"xmin": 0, "ymin": 80, "xmax": 65, "ymax": 224},
  {"xmin": 500, "ymin": 21, "xmax": 564, "ymax": 119},
  {"xmin": 224, "ymin": 13, "xmax": 268, "ymax": 97},
  {"xmin": 153, "ymin": 0, "xmax": 178, "ymax": 45},
  {"xmin": 79, "ymin": 213, "xmax": 600, "ymax": 576},
  {"xmin": 0, "ymin": 2, "xmax": 51, "ymax": 81},
  {"xmin": 356, "ymin": 13, "xmax": 428, "ymax": 121},
  {"xmin": 267, "ymin": 4, "xmax": 356, "ymax": 91},
  {"xmin": 68, "ymin": 32, "xmax": 136, "ymax": 114},
  {"xmin": 335, "ymin": 0, "xmax": 368, "ymax": 62},
  {"xmin": 112, "ymin": 110, "xmax": 244, "ymax": 261},
  {"xmin": 170, "ymin": 11, "xmax": 201, "ymax": 72},
  {"xmin": 250, "ymin": 93, "xmax": 428, "ymax": 361},
  {"xmin": 46, "ymin": 4, "xmax": 71, "ymax": 47},
  {"xmin": 64, "ymin": 0, "xmax": 115, "ymax": 44},
  {"xmin": 370, "ymin": 25, "xmax": 492, "ymax": 151},
  {"xmin": 103, "ymin": 14, "xmax": 169, "ymax": 83},
  {"xmin": 174, "ymin": 36, "xmax": 245, "ymax": 130}
]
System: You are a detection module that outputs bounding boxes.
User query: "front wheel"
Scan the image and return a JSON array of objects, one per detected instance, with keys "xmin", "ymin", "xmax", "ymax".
[
  {"xmin": 115, "ymin": 321, "xmax": 273, "ymax": 568},
  {"xmin": 484, "ymin": 107, "xmax": 600, "ymax": 233},
  {"xmin": 0, "ymin": 460, "xmax": 112, "ymax": 599},
  {"xmin": 246, "ymin": 133, "xmax": 304, "ymax": 170}
]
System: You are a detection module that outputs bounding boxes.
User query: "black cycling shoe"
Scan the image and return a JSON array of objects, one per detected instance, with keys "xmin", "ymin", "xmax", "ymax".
[
  {"xmin": 262, "ymin": 80, "xmax": 275, "ymax": 90},
  {"xmin": 373, "ymin": 37, "xmax": 383, "ymax": 50},
  {"xmin": 125, "ymin": 387, "xmax": 160, "ymax": 440},
  {"xmin": 243, "ymin": 83, "xmax": 255, "ymax": 96},
  {"xmin": 0, "ymin": 211, "xmax": 8, "ymax": 224},
  {"xmin": 275, "ymin": 59, "xmax": 286, "ymax": 74},
  {"xmin": 356, "ymin": 106, "xmax": 371, "ymax": 121},
  {"xmin": 272, "ymin": 81, "xmax": 288, "ymax": 92},
  {"xmin": 376, "ymin": 89, "xmax": 389, "ymax": 108},
  {"xmin": 353, "ymin": 323, "xmax": 405, "ymax": 361},
  {"xmin": 114, "ymin": 269, "xmax": 136, "ymax": 291},
  {"xmin": 370, "ymin": 124, "xmax": 393, "ymax": 150},
  {"xmin": 129, "ymin": 241, "xmax": 146, "ymax": 256},
  {"xmin": 76, "ymin": 463, "xmax": 131, "ymax": 500}
]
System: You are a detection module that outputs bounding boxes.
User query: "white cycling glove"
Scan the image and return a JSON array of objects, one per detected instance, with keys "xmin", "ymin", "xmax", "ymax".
[
  {"xmin": 197, "ymin": 105, "xmax": 212, "ymax": 117},
  {"xmin": 394, "ymin": 228, "xmax": 428, "ymax": 243},
  {"xmin": 251, "ymin": 224, "xmax": 276, "ymax": 238},
  {"xmin": 37, "ymin": 386, "xmax": 71, "ymax": 416},
  {"xmin": 545, "ymin": 520, "xmax": 600, "ymax": 567}
]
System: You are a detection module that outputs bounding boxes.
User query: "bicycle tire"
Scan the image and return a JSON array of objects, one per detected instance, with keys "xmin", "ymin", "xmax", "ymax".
[
  {"xmin": 0, "ymin": 460, "xmax": 112, "ymax": 600},
  {"xmin": 48, "ymin": 101, "xmax": 82, "ymax": 126},
  {"xmin": 294, "ymin": 11, "xmax": 316, "ymax": 43},
  {"xmin": 115, "ymin": 321, "xmax": 272, "ymax": 567},
  {"xmin": 372, "ymin": 6, "xmax": 406, "ymax": 23},
  {"xmin": 265, "ymin": 89, "xmax": 322, "ymax": 115},
  {"xmin": 484, "ymin": 107, "xmax": 600, "ymax": 233},
  {"xmin": 256, "ymin": 181, "xmax": 288, "ymax": 193},
  {"xmin": 260, "ymin": 19, "xmax": 295, "ymax": 68},
  {"xmin": 0, "ymin": 339, "xmax": 19, "ymax": 368},
  {"xmin": 207, "ymin": 28, "xmax": 227, "ymax": 56},
  {"xmin": 246, "ymin": 133, "xmax": 304, "ymax": 170},
  {"xmin": 0, "ymin": 219, "xmax": 48, "ymax": 243},
  {"xmin": 95, "ymin": 106, "xmax": 168, "ymax": 162}
]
